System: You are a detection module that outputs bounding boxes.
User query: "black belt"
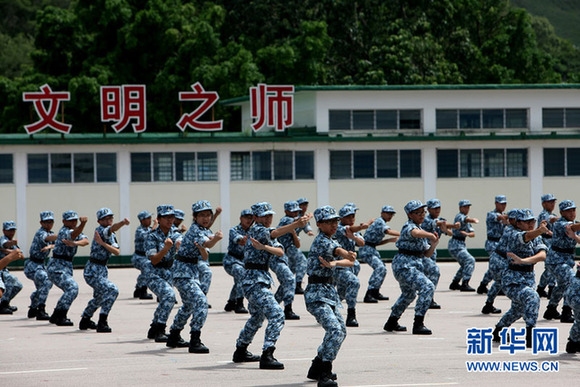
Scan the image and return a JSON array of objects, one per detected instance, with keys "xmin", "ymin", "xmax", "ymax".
[
  {"xmin": 576, "ymin": 270, "xmax": 580, "ymax": 278},
  {"xmin": 553, "ymin": 246, "xmax": 575, "ymax": 254},
  {"xmin": 495, "ymin": 250, "xmax": 508, "ymax": 259},
  {"xmin": 542, "ymin": 234, "xmax": 552, "ymax": 239},
  {"xmin": 53, "ymin": 253, "xmax": 73, "ymax": 262},
  {"xmin": 308, "ymin": 275, "xmax": 334, "ymax": 284},
  {"xmin": 89, "ymin": 258, "xmax": 107, "ymax": 266},
  {"xmin": 487, "ymin": 236, "xmax": 500, "ymax": 242},
  {"xmin": 135, "ymin": 250, "xmax": 146, "ymax": 256},
  {"xmin": 245, "ymin": 262, "xmax": 268, "ymax": 270},
  {"xmin": 175, "ymin": 254, "xmax": 198, "ymax": 264},
  {"xmin": 29, "ymin": 257, "xmax": 45, "ymax": 264},
  {"xmin": 366, "ymin": 242, "xmax": 378, "ymax": 248},
  {"xmin": 452, "ymin": 236, "xmax": 466, "ymax": 242},
  {"xmin": 153, "ymin": 259, "xmax": 173, "ymax": 269},
  {"xmin": 398, "ymin": 249, "xmax": 425, "ymax": 258},
  {"xmin": 228, "ymin": 250, "xmax": 244, "ymax": 260},
  {"xmin": 508, "ymin": 264, "xmax": 534, "ymax": 272}
]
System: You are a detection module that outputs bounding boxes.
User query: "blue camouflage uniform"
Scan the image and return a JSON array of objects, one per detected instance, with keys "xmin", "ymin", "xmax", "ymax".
[
  {"xmin": 223, "ymin": 212, "xmax": 251, "ymax": 303},
  {"xmin": 481, "ymin": 196, "xmax": 507, "ymax": 287},
  {"xmin": 449, "ymin": 200, "xmax": 476, "ymax": 283},
  {"xmin": 359, "ymin": 209, "xmax": 392, "ymax": 291},
  {"xmin": 81, "ymin": 208, "xmax": 120, "ymax": 319},
  {"xmin": 334, "ymin": 206, "xmax": 361, "ymax": 309},
  {"xmin": 497, "ymin": 210, "xmax": 546, "ymax": 329},
  {"xmin": 293, "ymin": 197, "xmax": 311, "ymax": 285},
  {"xmin": 305, "ymin": 206, "xmax": 347, "ymax": 363},
  {"xmin": 537, "ymin": 196, "xmax": 558, "ymax": 289},
  {"xmin": 391, "ymin": 209, "xmax": 435, "ymax": 319},
  {"xmin": 132, "ymin": 211, "xmax": 153, "ymax": 291},
  {"xmin": 545, "ymin": 201, "xmax": 578, "ymax": 311},
  {"xmin": 0, "ymin": 222, "xmax": 23, "ymax": 306},
  {"xmin": 145, "ymin": 207, "xmax": 182, "ymax": 326},
  {"xmin": 46, "ymin": 213, "xmax": 87, "ymax": 311},
  {"xmin": 193, "ymin": 201, "xmax": 213, "ymax": 295},
  {"xmin": 566, "ymin": 268, "xmax": 580, "ymax": 346},
  {"xmin": 25, "ymin": 213, "xmax": 55, "ymax": 310},
  {"xmin": 171, "ymin": 221, "xmax": 208, "ymax": 334},
  {"xmin": 273, "ymin": 206, "xmax": 298, "ymax": 307},
  {"xmin": 420, "ymin": 199, "xmax": 444, "ymax": 288},
  {"xmin": 236, "ymin": 203, "xmax": 285, "ymax": 351}
]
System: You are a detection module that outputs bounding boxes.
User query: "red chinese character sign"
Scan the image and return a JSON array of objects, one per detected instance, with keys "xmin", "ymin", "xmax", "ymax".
[
  {"xmin": 250, "ymin": 84, "xmax": 294, "ymax": 132},
  {"xmin": 177, "ymin": 82, "xmax": 223, "ymax": 131},
  {"xmin": 100, "ymin": 85, "xmax": 146, "ymax": 133},
  {"xmin": 22, "ymin": 84, "xmax": 72, "ymax": 134}
]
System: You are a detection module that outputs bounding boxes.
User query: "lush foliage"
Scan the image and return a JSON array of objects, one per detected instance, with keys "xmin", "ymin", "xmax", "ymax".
[{"xmin": 1, "ymin": 0, "xmax": 579, "ymax": 133}]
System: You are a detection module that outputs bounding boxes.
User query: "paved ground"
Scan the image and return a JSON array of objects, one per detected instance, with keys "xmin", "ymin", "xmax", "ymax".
[{"xmin": 1, "ymin": 261, "xmax": 578, "ymax": 386}]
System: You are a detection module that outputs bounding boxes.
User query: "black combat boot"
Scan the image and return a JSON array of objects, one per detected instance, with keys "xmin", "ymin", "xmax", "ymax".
[
  {"xmin": 449, "ymin": 280, "xmax": 461, "ymax": 290},
  {"xmin": 346, "ymin": 308, "xmax": 359, "ymax": 327},
  {"xmin": 492, "ymin": 325, "xmax": 509, "ymax": 343},
  {"xmin": 133, "ymin": 287, "xmax": 141, "ymax": 298},
  {"xmin": 543, "ymin": 304, "xmax": 561, "ymax": 320},
  {"xmin": 259, "ymin": 346, "xmax": 284, "ymax": 369},
  {"xmin": 51, "ymin": 309, "xmax": 73, "ymax": 326},
  {"xmin": 412, "ymin": 315, "xmax": 432, "ymax": 335},
  {"xmin": 27, "ymin": 306, "xmax": 38, "ymax": 318},
  {"xmin": 96, "ymin": 314, "xmax": 112, "ymax": 333},
  {"xmin": 307, "ymin": 356, "xmax": 337, "ymax": 381},
  {"xmin": 49, "ymin": 308, "xmax": 61, "ymax": 324},
  {"xmin": 477, "ymin": 282, "xmax": 488, "ymax": 294},
  {"xmin": 36, "ymin": 304, "xmax": 50, "ymax": 321},
  {"xmin": 155, "ymin": 324, "xmax": 169, "ymax": 343},
  {"xmin": 139, "ymin": 286, "xmax": 153, "ymax": 300},
  {"xmin": 561, "ymin": 305, "xmax": 574, "ymax": 323},
  {"xmin": 536, "ymin": 285, "xmax": 549, "ymax": 298},
  {"xmin": 0, "ymin": 300, "xmax": 13, "ymax": 315},
  {"xmin": 232, "ymin": 344, "xmax": 260, "ymax": 362},
  {"xmin": 481, "ymin": 302, "xmax": 501, "ymax": 314},
  {"xmin": 188, "ymin": 331, "xmax": 209, "ymax": 353},
  {"xmin": 383, "ymin": 316, "xmax": 407, "ymax": 332},
  {"xmin": 318, "ymin": 361, "xmax": 338, "ymax": 387},
  {"xmin": 363, "ymin": 289, "xmax": 378, "ymax": 303},
  {"xmin": 566, "ymin": 338, "xmax": 580, "ymax": 354},
  {"xmin": 371, "ymin": 288, "xmax": 389, "ymax": 301},
  {"xmin": 295, "ymin": 281, "xmax": 304, "ymax": 295},
  {"xmin": 166, "ymin": 329, "xmax": 189, "ymax": 348},
  {"xmin": 284, "ymin": 304, "xmax": 300, "ymax": 320},
  {"xmin": 429, "ymin": 299, "xmax": 441, "ymax": 309},
  {"xmin": 234, "ymin": 298, "xmax": 248, "ymax": 314},
  {"xmin": 526, "ymin": 326, "xmax": 533, "ymax": 348},
  {"xmin": 460, "ymin": 280, "xmax": 475, "ymax": 292},
  {"xmin": 224, "ymin": 299, "xmax": 236, "ymax": 312},
  {"xmin": 147, "ymin": 322, "xmax": 159, "ymax": 339},
  {"xmin": 79, "ymin": 316, "xmax": 97, "ymax": 330}
]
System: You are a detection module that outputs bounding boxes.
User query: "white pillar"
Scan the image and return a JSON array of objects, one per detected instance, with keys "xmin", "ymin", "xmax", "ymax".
[
  {"xmin": 14, "ymin": 152, "xmax": 28, "ymax": 250},
  {"xmin": 118, "ymin": 150, "xmax": 131, "ymax": 255}
]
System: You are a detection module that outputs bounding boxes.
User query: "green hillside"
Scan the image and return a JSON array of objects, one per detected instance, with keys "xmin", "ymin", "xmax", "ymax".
[{"xmin": 512, "ymin": 0, "xmax": 580, "ymax": 46}]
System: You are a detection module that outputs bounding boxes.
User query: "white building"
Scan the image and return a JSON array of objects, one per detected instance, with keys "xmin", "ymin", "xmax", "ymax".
[{"xmin": 1, "ymin": 84, "xmax": 579, "ymax": 264}]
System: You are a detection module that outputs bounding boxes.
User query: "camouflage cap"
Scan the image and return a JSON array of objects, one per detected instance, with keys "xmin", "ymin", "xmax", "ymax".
[
  {"xmin": 284, "ymin": 201, "xmax": 301, "ymax": 213},
  {"xmin": 174, "ymin": 209, "xmax": 185, "ymax": 220},
  {"xmin": 62, "ymin": 211, "xmax": 79, "ymax": 221},
  {"xmin": 339, "ymin": 204, "xmax": 357, "ymax": 218},
  {"xmin": 495, "ymin": 195, "xmax": 507, "ymax": 204},
  {"xmin": 2, "ymin": 221, "xmax": 16, "ymax": 230},
  {"xmin": 296, "ymin": 197, "xmax": 309, "ymax": 205},
  {"xmin": 559, "ymin": 200, "xmax": 576, "ymax": 212},
  {"xmin": 459, "ymin": 199, "xmax": 472, "ymax": 207},
  {"xmin": 157, "ymin": 205, "xmax": 175, "ymax": 217},
  {"xmin": 314, "ymin": 205, "xmax": 340, "ymax": 222},
  {"xmin": 517, "ymin": 208, "xmax": 535, "ymax": 221},
  {"xmin": 426, "ymin": 198, "xmax": 441, "ymax": 209},
  {"xmin": 404, "ymin": 200, "xmax": 427, "ymax": 214},
  {"xmin": 193, "ymin": 200, "xmax": 212, "ymax": 213},
  {"xmin": 381, "ymin": 205, "xmax": 396, "ymax": 213},
  {"xmin": 252, "ymin": 202, "xmax": 276, "ymax": 217},
  {"xmin": 507, "ymin": 209, "xmax": 520, "ymax": 219},
  {"xmin": 40, "ymin": 211, "xmax": 54, "ymax": 221},
  {"xmin": 240, "ymin": 209, "xmax": 253, "ymax": 217},
  {"xmin": 541, "ymin": 193, "xmax": 557, "ymax": 202},
  {"xmin": 96, "ymin": 207, "xmax": 114, "ymax": 220},
  {"xmin": 137, "ymin": 210, "xmax": 152, "ymax": 221}
]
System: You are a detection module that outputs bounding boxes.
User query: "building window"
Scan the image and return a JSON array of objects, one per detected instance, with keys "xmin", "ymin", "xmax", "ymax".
[
  {"xmin": 436, "ymin": 109, "xmax": 528, "ymax": 130},
  {"xmin": 437, "ymin": 149, "xmax": 527, "ymax": 177},
  {"xmin": 28, "ymin": 153, "xmax": 118, "ymax": 183},
  {"xmin": 543, "ymin": 108, "xmax": 580, "ymax": 128},
  {"xmin": 329, "ymin": 109, "xmax": 422, "ymax": 130},
  {"xmin": 0, "ymin": 154, "xmax": 13, "ymax": 184},
  {"xmin": 544, "ymin": 148, "xmax": 580, "ymax": 176},
  {"xmin": 330, "ymin": 149, "xmax": 421, "ymax": 179},
  {"xmin": 131, "ymin": 152, "xmax": 217, "ymax": 182},
  {"xmin": 231, "ymin": 150, "xmax": 314, "ymax": 181}
]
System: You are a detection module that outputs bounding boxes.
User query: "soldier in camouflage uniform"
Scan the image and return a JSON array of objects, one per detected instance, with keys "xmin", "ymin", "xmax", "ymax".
[
  {"xmin": 480, "ymin": 209, "xmax": 519, "ymax": 315},
  {"xmin": 232, "ymin": 202, "xmax": 308, "ymax": 370},
  {"xmin": 294, "ymin": 197, "xmax": 313, "ymax": 294},
  {"xmin": 477, "ymin": 195, "xmax": 508, "ymax": 294},
  {"xmin": 272, "ymin": 201, "xmax": 303, "ymax": 320},
  {"xmin": 194, "ymin": 201, "xmax": 222, "ymax": 303},
  {"xmin": 421, "ymin": 199, "xmax": 457, "ymax": 309},
  {"xmin": 565, "ymin": 264, "xmax": 580, "ymax": 353},
  {"xmin": 25, "ymin": 212, "xmax": 58, "ymax": 320},
  {"xmin": 359, "ymin": 206, "xmax": 400, "ymax": 303},
  {"xmin": 543, "ymin": 200, "xmax": 580, "ymax": 323},
  {"xmin": 305, "ymin": 205, "xmax": 356, "ymax": 387},
  {"xmin": 223, "ymin": 209, "xmax": 253, "ymax": 314},
  {"xmin": 384, "ymin": 200, "xmax": 438, "ymax": 336},
  {"xmin": 145, "ymin": 205, "xmax": 182, "ymax": 342},
  {"xmin": 1, "ymin": 249, "xmax": 24, "ymax": 302},
  {"xmin": 492, "ymin": 209, "xmax": 548, "ymax": 348},
  {"xmin": 536, "ymin": 194, "xmax": 558, "ymax": 298},
  {"xmin": 0, "ymin": 221, "xmax": 23, "ymax": 315},
  {"xmin": 173, "ymin": 209, "xmax": 187, "ymax": 234},
  {"xmin": 448, "ymin": 200, "xmax": 479, "ymax": 292},
  {"xmin": 79, "ymin": 208, "xmax": 130, "ymax": 333},
  {"xmin": 46, "ymin": 211, "xmax": 89, "ymax": 326},
  {"xmin": 168, "ymin": 200, "xmax": 222, "ymax": 353},
  {"xmin": 334, "ymin": 204, "xmax": 368, "ymax": 327},
  {"xmin": 132, "ymin": 210, "xmax": 154, "ymax": 300}
]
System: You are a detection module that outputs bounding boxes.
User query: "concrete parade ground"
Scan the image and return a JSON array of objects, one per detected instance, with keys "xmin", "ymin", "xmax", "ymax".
[{"xmin": 1, "ymin": 261, "xmax": 578, "ymax": 386}]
